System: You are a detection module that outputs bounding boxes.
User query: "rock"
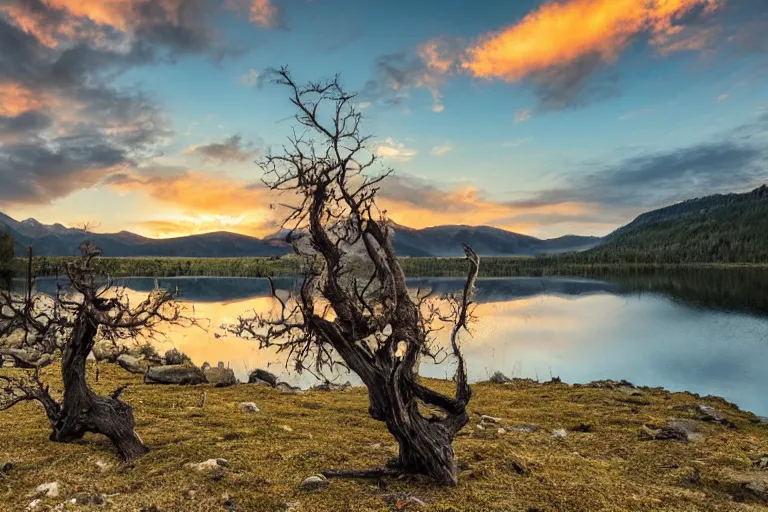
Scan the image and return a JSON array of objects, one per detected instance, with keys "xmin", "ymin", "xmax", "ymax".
[
  {"xmin": 248, "ymin": 369, "xmax": 278, "ymax": 387},
  {"xmin": 117, "ymin": 354, "xmax": 150, "ymax": 374},
  {"xmin": 276, "ymin": 382, "xmax": 304, "ymax": 394},
  {"xmin": 164, "ymin": 348, "xmax": 190, "ymax": 366},
  {"xmin": 475, "ymin": 424, "xmax": 485, "ymax": 431},
  {"xmin": 204, "ymin": 363, "xmax": 237, "ymax": 387},
  {"xmin": 280, "ymin": 425, "xmax": 293, "ymax": 432},
  {"xmin": 697, "ymin": 404, "xmax": 730, "ymax": 425},
  {"xmin": 310, "ymin": 381, "xmax": 351, "ymax": 392},
  {"xmin": 35, "ymin": 482, "xmax": 60, "ymax": 498},
  {"xmin": 552, "ymin": 429, "xmax": 568, "ymax": 439},
  {"xmin": 641, "ymin": 419, "xmax": 702, "ymax": 443},
  {"xmin": 0, "ymin": 461, "xmax": 13, "ymax": 473},
  {"xmin": 26, "ymin": 499, "xmax": 41, "ymax": 510},
  {"xmin": 497, "ymin": 428, "xmax": 506, "ymax": 435},
  {"xmin": 3, "ymin": 348, "xmax": 53, "ymax": 368},
  {"xmin": 480, "ymin": 415, "xmax": 501, "ymax": 424},
  {"xmin": 569, "ymin": 424, "xmax": 594, "ymax": 433},
  {"xmin": 489, "ymin": 371, "xmax": 512, "ymax": 384},
  {"xmin": 92, "ymin": 340, "xmax": 123, "ymax": 362},
  {"xmin": 618, "ymin": 386, "xmax": 642, "ymax": 396},
  {"xmin": 187, "ymin": 459, "xmax": 230, "ymax": 471},
  {"xmin": 509, "ymin": 424, "xmax": 540, "ymax": 433},
  {"xmin": 284, "ymin": 502, "xmax": 301, "ymax": 512},
  {"xmin": 300, "ymin": 474, "xmax": 328, "ymax": 491},
  {"xmin": 238, "ymin": 402, "xmax": 260, "ymax": 413},
  {"xmin": 144, "ymin": 365, "xmax": 206, "ymax": 385},
  {"xmin": 753, "ymin": 455, "xmax": 768, "ymax": 470},
  {"xmin": 95, "ymin": 460, "xmax": 110, "ymax": 471}
]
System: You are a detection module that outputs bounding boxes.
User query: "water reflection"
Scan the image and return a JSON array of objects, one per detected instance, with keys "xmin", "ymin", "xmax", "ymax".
[{"xmin": 13, "ymin": 271, "xmax": 768, "ymax": 415}]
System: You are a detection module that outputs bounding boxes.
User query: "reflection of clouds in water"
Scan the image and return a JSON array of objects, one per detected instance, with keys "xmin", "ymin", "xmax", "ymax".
[{"xmin": 21, "ymin": 276, "xmax": 768, "ymax": 414}]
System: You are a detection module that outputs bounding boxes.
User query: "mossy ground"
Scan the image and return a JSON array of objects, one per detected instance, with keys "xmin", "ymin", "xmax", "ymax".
[{"xmin": 1, "ymin": 364, "xmax": 767, "ymax": 512}]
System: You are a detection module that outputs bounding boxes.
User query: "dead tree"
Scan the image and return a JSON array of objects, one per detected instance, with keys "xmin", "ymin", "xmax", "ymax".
[
  {"xmin": 0, "ymin": 242, "xmax": 188, "ymax": 461},
  {"xmin": 228, "ymin": 67, "xmax": 480, "ymax": 486}
]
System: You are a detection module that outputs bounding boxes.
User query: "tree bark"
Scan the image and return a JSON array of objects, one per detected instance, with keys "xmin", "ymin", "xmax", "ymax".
[{"xmin": 49, "ymin": 317, "xmax": 148, "ymax": 461}]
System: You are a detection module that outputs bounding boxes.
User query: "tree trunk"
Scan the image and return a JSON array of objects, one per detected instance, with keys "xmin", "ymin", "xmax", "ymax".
[{"xmin": 49, "ymin": 318, "xmax": 148, "ymax": 461}]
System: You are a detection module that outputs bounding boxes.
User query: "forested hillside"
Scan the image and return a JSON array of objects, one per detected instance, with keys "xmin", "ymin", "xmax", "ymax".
[{"xmin": 568, "ymin": 185, "xmax": 768, "ymax": 263}]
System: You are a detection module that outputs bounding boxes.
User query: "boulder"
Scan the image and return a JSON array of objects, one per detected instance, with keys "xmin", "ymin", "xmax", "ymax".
[
  {"xmin": 641, "ymin": 419, "xmax": 702, "ymax": 443},
  {"xmin": 143, "ymin": 365, "xmax": 206, "ymax": 385},
  {"xmin": 117, "ymin": 354, "xmax": 149, "ymax": 374},
  {"xmin": 92, "ymin": 341, "xmax": 123, "ymax": 362},
  {"xmin": 2, "ymin": 348, "xmax": 53, "ymax": 368},
  {"xmin": 35, "ymin": 482, "xmax": 60, "ymax": 498},
  {"xmin": 204, "ymin": 363, "xmax": 237, "ymax": 387},
  {"xmin": 276, "ymin": 382, "xmax": 304, "ymax": 394},
  {"xmin": 300, "ymin": 474, "xmax": 328, "ymax": 491},
  {"xmin": 489, "ymin": 371, "xmax": 511, "ymax": 384},
  {"xmin": 238, "ymin": 402, "xmax": 260, "ymax": 413},
  {"xmin": 164, "ymin": 348, "xmax": 190, "ymax": 366},
  {"xmin": 248, "ymin": 369, "xmax": 278, "ymax": 387},
  {"xmin": 310, "ymin": 381, "xmax": 351, "ymax": 392}
]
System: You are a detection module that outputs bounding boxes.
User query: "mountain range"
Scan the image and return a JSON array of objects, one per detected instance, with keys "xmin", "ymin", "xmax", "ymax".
[
  {"xmin": 2, "ymin": 184, "xmax": 765, "ymax": 260},
  {"xmin": 0, "ymin": 212, "xmax": 600, "ymax": 258}
]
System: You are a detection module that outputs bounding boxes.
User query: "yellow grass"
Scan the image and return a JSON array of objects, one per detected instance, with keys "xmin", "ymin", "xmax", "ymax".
[{"xmin": 1, "ymin": 364, "xmax": 767, "ymax": 511}]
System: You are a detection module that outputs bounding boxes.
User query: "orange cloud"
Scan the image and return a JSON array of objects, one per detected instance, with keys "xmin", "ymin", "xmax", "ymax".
[
  {"xmin": 461, "ymin": 0, "xmax": 722, "ymax": 82},
  {"xmin": 377, "ymin": 183, "xmax": 593, "ymax": 236},
  {"xmin": 106, "ymin": 170, "xmax": 284, "ymax": 237},
  {"xmin": 249, "ymin": 0, "xmax": 280, "ymax": 28},
  {"xmin": 0, "ymin": 83, "xmax": 56, "ymax": 116}
]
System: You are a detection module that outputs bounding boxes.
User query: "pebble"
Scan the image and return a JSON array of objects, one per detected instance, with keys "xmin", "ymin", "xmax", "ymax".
[
  {"xmin": 281, "ymin": 425, "xmax": 293, "ymax": 432},
  {"xmin": 480, "ymin": 415, "xmax": 502, "ymax": 424},
  {"xmin": 238, "ymin": 402, "xmax": 260, "ymax": 413},
  {"xmin": 301, "ymin": 474, "xmax": 328, "ymax": 491},
  {"xmin": 187, "ymin": 459, "xmax": 230, "ymax": 471},
  {"xmin": 35, "ymin": 482, "xmax": 60, "ymax": 498},
  {"xmin": 26, "ymin": 499, "xmax": 41, "ymax": 510},
  {"xmin": 552, "ymin": 429, "xmax": 568, "ymax": 439}
]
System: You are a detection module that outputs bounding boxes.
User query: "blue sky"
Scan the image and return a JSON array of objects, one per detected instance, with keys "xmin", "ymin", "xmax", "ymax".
[{"xmin": 1, "ymin": 0, "xmax": 766, "ymax": 238}]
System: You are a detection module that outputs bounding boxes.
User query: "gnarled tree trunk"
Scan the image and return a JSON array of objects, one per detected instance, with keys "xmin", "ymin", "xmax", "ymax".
[{"xmin": 49, "ymin": 318, "xmax": 148, "ymax": 461}]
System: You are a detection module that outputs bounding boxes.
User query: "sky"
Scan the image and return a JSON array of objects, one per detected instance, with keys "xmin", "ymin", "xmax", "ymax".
[{"xmin": 0, "ymin": 0, "xmax": 767, "ymax": 240}]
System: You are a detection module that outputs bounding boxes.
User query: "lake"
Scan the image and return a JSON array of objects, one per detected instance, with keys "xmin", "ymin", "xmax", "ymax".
[{"xmin": 18, "ymin": 270, "xmax": 768, "ymax": 416}]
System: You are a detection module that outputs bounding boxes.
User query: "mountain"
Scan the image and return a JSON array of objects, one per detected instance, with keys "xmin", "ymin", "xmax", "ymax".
[
  {"xmin": 579, "ymin": 185, "xmax": 768, "ymax": 263},
  {"xmin": 0, "ymin": 214, "xmax": 600, "ymax": 258},
  {"xmin": 389, "ymin": 224, "xmax": 601, "ymax": 257}
]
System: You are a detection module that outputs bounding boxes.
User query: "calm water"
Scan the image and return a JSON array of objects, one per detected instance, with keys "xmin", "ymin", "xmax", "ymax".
[{"xmin": 20, "ymin": 271, "xmax": 768, "ymax": 415}]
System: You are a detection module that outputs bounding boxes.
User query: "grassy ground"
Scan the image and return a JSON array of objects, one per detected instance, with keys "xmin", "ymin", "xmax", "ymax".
[{"xmin": 1, "ymin": 364, "xmax": 767, "ymax": 512}]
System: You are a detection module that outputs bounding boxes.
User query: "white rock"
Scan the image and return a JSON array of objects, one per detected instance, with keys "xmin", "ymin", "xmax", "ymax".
[
  {"xmin": 552, "ymin": 429, "xmax": 568, "ymax": 439},
  {"xmin": 480, "ymin": 415, "xmax": 502, "ymax": 424},
  {"xmin": 280, "ymin": 425, "xmax": 293, "ymax": 432},
  {"xmin": 238, "ymin": 402, "xmax": 260, "ymax": 413},
  {"xmin": 475, "ymin": 424, "xmax": 485, "ymax": 431},
  {"xmin": 95, "ymin": 460, "xmax": 109, "ymax": 471},
  {"xmin": 36, "ymin": 482, "xmax": 60, "ymax": 498},
  {"xmin": 497, "ymin": 428, "xmax": 506, "ymax": 435},
  {"xmin": 26, "ymin": 499, "xmax": 41, "ymax": 510},
  {"xmin": 301, "ymin": 474, "xmax": 328, "ymax": 491},
  {"xmin": 186, "ymin": 458, "xmax": 229, "ymax": 471}
]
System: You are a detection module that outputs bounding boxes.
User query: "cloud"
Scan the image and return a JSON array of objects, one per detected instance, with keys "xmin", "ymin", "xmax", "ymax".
[
  {"xmin": 105, "ymin": 168, "xmax": 282, "ymax": 237},
  {"xmin": 238, "ymin": 68, "xmax": 260, "ymax": 86},
  {"xmin": 226, "ymin": 0, "xmax": 283, "ymax": 29},
  {"xmin": 362, "ymin": 43, "xmax": 451, "ymax": 113},
  {"xmin": 431, "ymin": 144, "xmax": 453, "ymax": 156},
  {"xmin": 375, "ymin": 138, "xmax": 418, "ymax": 162},
  {"xmin": 375, "ymin": 174, "xmax": 596, "ymax": 236},
  {"xmin": 511, "ymin": 114, "xmax": 768, "ymax": 211},
  {"xmin": 375, "ymin": 0, "xmax": 764, "ymax": 113},
  {"xmin": 0, "ymin": 14, "xmax": 173, "ymax": 205},
  {"xmin": 514, "ymin": 108, "xmax": 532, "ymax": 123},
  {"xmin": 186, "ymin": 135, "xmax": 260, "ymax": 163}
]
